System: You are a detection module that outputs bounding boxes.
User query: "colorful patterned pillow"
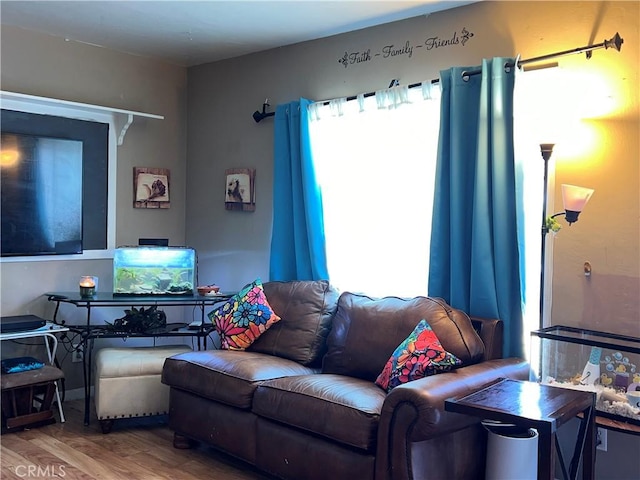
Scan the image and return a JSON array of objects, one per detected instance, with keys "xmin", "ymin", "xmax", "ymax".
[
  {"xmin": 208, "ymin": 278, "xmax": 281, "ymax": 350},
  {"xmin": 375, "ymin": 319, "xmax": 462, "ymax": 392}
]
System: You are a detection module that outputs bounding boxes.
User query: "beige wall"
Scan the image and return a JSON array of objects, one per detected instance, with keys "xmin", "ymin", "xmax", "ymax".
[
  {"xmin": 3, "ymin": 2, "xmax": 636, "ymax": 335},
  {"xmin": 187, "ymin": 0, "xmax": 639, "ymax": 336},
  {"xmin": 0, "ymin": 25, "xmax": 188, "ymax": 388},
  {"xmin": 1, "ymin": 1, "xmax": 638, "ymax": 475},
  {"xmin": 0, "ymin": 25, "xmax": 187, "ymax": 318},
  {"xmin": 185, "ymin": 2, "xmax": 638, "ymax": 476}
]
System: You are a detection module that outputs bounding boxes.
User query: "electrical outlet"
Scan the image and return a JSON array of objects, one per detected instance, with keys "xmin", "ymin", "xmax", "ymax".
[
  {"xmin": 72, "ymin": 344, "xmax": 84, "ymax": 363},
  {"xmin": 596, "ymin": 427, "xmax": 607, "ymax": 452}
]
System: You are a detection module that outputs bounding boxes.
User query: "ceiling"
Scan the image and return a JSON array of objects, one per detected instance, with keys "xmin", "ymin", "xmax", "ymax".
[{"xmin": 0, "ymin": 1, "xmax": 476, "ymax": 67}]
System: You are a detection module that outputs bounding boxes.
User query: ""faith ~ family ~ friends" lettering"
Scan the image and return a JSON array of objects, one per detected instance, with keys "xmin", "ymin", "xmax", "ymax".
[{"xmin": 338, "ymin": 28, "xmax": 475, "ymax": 68}]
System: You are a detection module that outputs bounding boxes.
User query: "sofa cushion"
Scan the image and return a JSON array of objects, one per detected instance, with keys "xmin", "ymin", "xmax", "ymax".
[
  {"xmin": 161, "ymin": 350, "xmax": 318, "ymax": 409},
  {"xmin": 323, "ymin": 293, "xmax": 485, "ymax": 382},
  {"xmin": 247, "ymin": 280, "xmax": 340, "ymax": 367},
  {"xmin": 208, "ymin": 278, "xmax": 281, "ymax": 350},
  {"xmin": 253, "ymin": 374, "xmax": 386, "ymax": 452},
  {"xmin": 375, "ymin": 319, "xmax": 462, "ymax": 392}
]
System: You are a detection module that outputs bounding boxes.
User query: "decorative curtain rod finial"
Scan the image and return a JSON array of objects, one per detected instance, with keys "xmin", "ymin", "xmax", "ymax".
[
  {"xmin": 587, "ymin": 32, "xmax": 623, "ymax": 59},
  {"xmin": 605, "ymin": 32, "xmax": 624, "ymax": 52}
]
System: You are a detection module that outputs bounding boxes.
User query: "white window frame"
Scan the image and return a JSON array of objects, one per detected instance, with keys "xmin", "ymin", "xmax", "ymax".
[{"xmin": 0, "ymin": 91, "xmax": 162, "ymax": 262}]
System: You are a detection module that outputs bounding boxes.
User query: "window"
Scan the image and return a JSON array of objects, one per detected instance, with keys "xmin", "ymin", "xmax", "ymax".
[
  {"xmin": 308, "ymin": 84, "xmax": 441, "ymax": 298},
  {"xmin": 0, "ymin": 90, "xmax": 163, "ymax": 261},
  {"xmin": 308, "ymin": 71, "xmax": 561, "ymax": 361}
]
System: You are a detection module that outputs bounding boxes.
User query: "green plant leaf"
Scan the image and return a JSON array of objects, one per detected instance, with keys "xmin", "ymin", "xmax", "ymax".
[{"xmin": 546, "ymin": 216, "xmax": 562, "ymax": 233}]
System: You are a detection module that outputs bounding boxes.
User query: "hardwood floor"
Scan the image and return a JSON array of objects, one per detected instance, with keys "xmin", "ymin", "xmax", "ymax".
[{"xmin": 1, "ymin": 399, "xmax": 274, "ymax": 479}]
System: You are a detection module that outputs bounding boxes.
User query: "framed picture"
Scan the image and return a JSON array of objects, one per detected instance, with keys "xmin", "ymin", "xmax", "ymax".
[
  {"xmin": 225, "ymin": 168, "xmax": 255, "ymax": 212},
  {"xmin": 133, "ymin": 167, "xmax": 170, "ymax": 209}
]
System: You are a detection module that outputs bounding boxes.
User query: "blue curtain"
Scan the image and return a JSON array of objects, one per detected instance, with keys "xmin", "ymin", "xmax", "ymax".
[
  {"xmin": 269, "ymin": 99, "xmax": 329, "ymax": 281},
  {"xmin": 428, "ymin": 58, "xmax": 524, "ymax": 358}
]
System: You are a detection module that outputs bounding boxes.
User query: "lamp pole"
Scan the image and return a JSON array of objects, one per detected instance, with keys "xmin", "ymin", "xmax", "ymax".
[{"xmin": 539, "ymin": 143, "xmax": 555, "ymax": 330}]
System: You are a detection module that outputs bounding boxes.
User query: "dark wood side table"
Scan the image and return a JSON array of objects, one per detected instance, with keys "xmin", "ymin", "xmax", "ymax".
[
  {"xmin": 445, "ymin": 378, "xmax": 595, "ymax": 480},
  {"xmin": 0, "ymin": 321, "xmax": 69, "ymax": 423},
  {"xmin": 1, "ymin": 365, "xmax": 64, "ymax": 432}
]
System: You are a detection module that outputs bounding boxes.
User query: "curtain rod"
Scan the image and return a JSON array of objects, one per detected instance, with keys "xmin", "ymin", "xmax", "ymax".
[{"xmin": 322, "ymin": 32, "xmax": 624, "ymax": 105}]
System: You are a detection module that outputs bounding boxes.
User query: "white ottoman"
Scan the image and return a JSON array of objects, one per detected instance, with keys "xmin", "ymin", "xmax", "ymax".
[{"xmin": 94, "ymin": 345, "xmax": 191, "ymax": 433}]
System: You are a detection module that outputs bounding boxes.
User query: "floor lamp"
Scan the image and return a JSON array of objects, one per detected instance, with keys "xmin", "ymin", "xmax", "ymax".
[{"xmin": 539, "ymin": 143, "xmax": 594, "ymax": 329}]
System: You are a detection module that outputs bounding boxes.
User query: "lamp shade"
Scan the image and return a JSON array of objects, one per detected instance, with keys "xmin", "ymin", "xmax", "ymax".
[{"xmin": 561, "ymin": 184, "xmax": 594, "ymax": 224}]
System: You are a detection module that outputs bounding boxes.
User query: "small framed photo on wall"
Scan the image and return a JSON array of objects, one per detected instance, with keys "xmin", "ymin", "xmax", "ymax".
[
  {"xmin": 134, "ymin": 167, "xmax": 170, "ymax": 209},
  {"xmin": 225, "ymin": 168, "xmax": 255, "ymax": 212}
]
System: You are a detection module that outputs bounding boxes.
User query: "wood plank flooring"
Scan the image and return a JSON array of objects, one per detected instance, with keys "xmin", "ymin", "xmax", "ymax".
[{"xmin": 1, "ymin": 399, "xmax": 274, "ymax": 479}]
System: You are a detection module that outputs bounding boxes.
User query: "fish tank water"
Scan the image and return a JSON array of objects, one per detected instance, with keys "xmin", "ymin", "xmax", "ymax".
[{"xmin": 113, "ymin": 246, "xmax": 196, "ymax": 296}]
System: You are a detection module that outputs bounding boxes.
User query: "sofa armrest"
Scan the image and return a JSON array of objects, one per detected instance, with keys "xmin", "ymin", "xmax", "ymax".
[
  {"xmin": 470, "ymin": 317, "xmax": 503, "ymax": 361},
  {"xmin": 375, "ymin": 357, "xmax": 529, "ymax": 480}
]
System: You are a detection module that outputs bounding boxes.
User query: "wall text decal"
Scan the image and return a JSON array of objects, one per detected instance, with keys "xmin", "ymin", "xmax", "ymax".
[{"xmin": 338, "ymin": 28, "xmax": 475, "ymax": 69}]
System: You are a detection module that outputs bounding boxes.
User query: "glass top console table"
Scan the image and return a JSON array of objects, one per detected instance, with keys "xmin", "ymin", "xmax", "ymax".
[
  {"xmin": 45, "ymin": 291, "xmax": 233, "ymax": 425},
  {"xmin": 46, "ymin": 291, "xmax": 232, "ymax": 330}
]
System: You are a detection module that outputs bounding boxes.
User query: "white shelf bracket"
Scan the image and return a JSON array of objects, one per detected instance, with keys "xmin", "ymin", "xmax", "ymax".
[{"xmin": 116, "ymin": 113, "xmax": 135, "ymax": 146}]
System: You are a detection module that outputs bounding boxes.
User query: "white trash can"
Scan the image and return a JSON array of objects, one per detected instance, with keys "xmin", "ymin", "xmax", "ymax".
[{"xmin": 483, "ymin": 421, "xmax": 539, "ymax": 480}]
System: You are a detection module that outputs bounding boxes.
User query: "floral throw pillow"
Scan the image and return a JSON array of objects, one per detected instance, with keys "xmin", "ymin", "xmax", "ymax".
[
  {"xmin": 208, "ymin": 278, "xmax": 281, "ymax": 350},
  {"xmin": 375, "ymin": 319, "xmax": 462, "ymax": 392}
]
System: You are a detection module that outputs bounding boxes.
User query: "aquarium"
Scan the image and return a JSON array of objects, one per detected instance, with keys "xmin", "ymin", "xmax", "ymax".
[
  {"xmin": 531, "ymin": 326, "xmax": 640, "ymax": 427},
  {"xmin": 113, "ymin": 246, "xmax": 196, "ymax": 296}
]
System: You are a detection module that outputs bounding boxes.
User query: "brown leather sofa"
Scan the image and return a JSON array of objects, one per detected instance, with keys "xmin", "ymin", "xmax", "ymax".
[{"xmin": 162, "ymin": 280, "xmax": 529, "ymax": 480}]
